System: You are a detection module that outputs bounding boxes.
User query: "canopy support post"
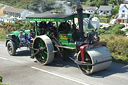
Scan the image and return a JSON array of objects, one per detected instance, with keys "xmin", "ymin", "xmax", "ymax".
[{"xmin": 35, "ymin": 21, "xmax": 38, "ymax": 35}]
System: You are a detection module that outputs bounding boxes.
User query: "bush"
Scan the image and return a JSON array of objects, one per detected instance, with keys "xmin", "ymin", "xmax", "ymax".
[
  {"xmin": 97, "ymin": 29, "xmax": 106, "ymax": 35},
  {"xmin": 114, "ymin": 29, "xmax": 126, "ymax": 35},
  {"xmin": 0, "ymin": 76, "xmax": 2, "ymax": 82},
  {"xmin": 84, "ymin": 28, "xmax": 111, "ymax": 35},
  {"xmin": 112, "ymin": 24, "xmax": 125, "ymax": 31},
  {"xmin": 100, "ymin": 35, "xmax": 128, "ymax": 64},
  {"xmin": 112, "ymin": 6, "xmax": 119, "ymax": 15},
  {"xmin": 98, "ymin": 16, "xmax": 109, "ymax": 23},
  {"xmin": 110, "ymin": 24, "xmax": 125, "ymax": 35},
  {"xmin": 1, "ymin": 22, "xmax": 35, "ymax": 34}
]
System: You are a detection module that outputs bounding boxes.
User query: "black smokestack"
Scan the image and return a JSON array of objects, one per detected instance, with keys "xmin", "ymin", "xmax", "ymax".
[{"xmin": 76, "ymin": 0, "xmax": 85, "ymax": 40}]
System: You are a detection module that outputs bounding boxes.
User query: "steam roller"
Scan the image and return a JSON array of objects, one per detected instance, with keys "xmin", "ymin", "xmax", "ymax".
[
  {"xmin": 77, "ymin": 43, "xmax": 112, "ymax": 74},
  {"xmin": 26, "ymin": 1, "xmax": 113, "ymax": 75},
  {"xmin": 5, "ymin": 0, "xmax": 113, "ymax": 75}
]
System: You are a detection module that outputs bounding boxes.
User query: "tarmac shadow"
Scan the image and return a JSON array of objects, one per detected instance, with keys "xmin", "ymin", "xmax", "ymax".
[
  {"xmin": 15, "ymin": 49, "xmax": 31, "ymax": 57},
  {"xmin": 47, "ymin": 58, "xmax": 78, "ymax": 68},
  {"xmin": 88, "ymin": 62, "xmax": 128, "ymax": 78},
  {"xmin": 48, "ymin": 59, "xmax": 128, "ymax": 77}
]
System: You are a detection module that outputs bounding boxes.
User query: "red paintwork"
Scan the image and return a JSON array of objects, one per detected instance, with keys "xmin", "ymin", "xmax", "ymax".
[
  {"xmin": 80, "ymin": 42, "xmax": 106, "ymax": 62},
  {"xmin": 80, "ymin": 44, "xmax": 89, "ymax": 62}
]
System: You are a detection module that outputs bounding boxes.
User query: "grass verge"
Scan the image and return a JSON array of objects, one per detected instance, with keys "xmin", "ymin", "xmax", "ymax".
[
  {"xmin": 100, "ymin": 34, "xmax": 128, "ymax": 64},
  {"xmin": 0, "ymin": 28, "xmax": 6, "ymax": 41}
]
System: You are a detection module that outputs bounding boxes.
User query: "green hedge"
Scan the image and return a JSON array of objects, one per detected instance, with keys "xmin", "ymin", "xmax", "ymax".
[
  {"xmin": 0, "ymin": 76, "xmax": 2, "ymax": 82},
  {"xmin": 114, "ymin": 29, "xmax": 126, "ymax": 35},
  {"xmin": 1, "ymin": 21, "xmax": 35, "ymax": 34},
  {"xmin": 85, "ymin": 24, "xmax": 126, "ymax": 36},
  {"xmin": 111, "ymin": 24, "xmax": 125, "ymax": 35},
  {"xmin": 112, "ymin": 24, "xmax": 125, "ymax": 30}
]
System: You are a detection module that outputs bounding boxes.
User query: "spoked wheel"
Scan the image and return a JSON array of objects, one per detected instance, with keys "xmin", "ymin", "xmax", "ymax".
[
  {"xmin": 7, "ymin": 41, "xmax": 16, "ymax": 56},
  {"xmin": 33, "ymin": 35, "xmax": 54, "ymax": 65},
  {"xmin": 77, "ymin": 51, "xmax": 92, "ymax": 75}
]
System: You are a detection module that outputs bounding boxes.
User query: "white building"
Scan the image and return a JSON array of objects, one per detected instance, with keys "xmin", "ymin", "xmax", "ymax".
[
  {"xmin": 98, "ymin": 5, "xmax": 113, "ymax": 15},
  {"xmin": 3, "ymin": 7, "xmax": 29, "ymax": 18},
  {"xmin": 117, "ymin": 4, "xmax": 128, "ymax": 25},
  {"xmin": 83, "ymin": 6, "xmax": 98, "ymax": 14}
]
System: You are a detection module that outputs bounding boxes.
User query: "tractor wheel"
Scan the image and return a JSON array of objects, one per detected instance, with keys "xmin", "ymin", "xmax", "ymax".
[
  {"xmin": 7, "ymin": 41, "xmax": 16, "ymax": 56},
  {"xmin": 33, "ymin": 35, "xmax": 54, "ymax": 65}
]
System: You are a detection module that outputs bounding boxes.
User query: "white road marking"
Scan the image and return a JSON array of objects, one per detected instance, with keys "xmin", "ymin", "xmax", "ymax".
[
  {"xmin": 0, "ymin": 57, "xmax": 8, "ymax": 60},
  {"xmin": 31, "ymin": 66, "xmax": 90, "ymax": 85}
]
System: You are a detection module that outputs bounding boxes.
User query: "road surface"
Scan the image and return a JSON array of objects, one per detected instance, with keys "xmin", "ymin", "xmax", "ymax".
[{"xmin": 0, "ymin": 41, "xmax": 128, "ymax": 85}]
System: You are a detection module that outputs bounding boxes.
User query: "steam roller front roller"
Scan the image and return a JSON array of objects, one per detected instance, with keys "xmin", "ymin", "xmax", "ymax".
[
  {"xmin": 33, "ymin": 35, "xmax": 54, "ymax": 65},
  {"xmin": 77, "ymin": 45, "xmax": 112, "ymax": 75}
]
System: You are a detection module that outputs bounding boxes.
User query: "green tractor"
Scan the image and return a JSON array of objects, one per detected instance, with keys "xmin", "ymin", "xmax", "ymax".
[
  {"xmin": 6, "ymin": 5, "xmax": 113, "ymax": 75},
  {"xmin": 6, "ymin": 29, "xmax": 30, "ymax": 56}
]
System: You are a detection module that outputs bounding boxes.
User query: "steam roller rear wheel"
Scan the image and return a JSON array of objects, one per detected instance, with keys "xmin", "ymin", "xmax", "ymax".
[
  {"xmin": 33, "ymin": 35, "xmax": 54, "ymax": 65},
  {"xmin": 77, "ymin": 46, "xmax": 112, "ymax": 75}
]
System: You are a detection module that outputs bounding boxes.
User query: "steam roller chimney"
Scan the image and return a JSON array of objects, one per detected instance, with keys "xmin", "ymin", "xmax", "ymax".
[{"xmin": 76, "ymin": 1, "xmax": 85, "ymax": 40}]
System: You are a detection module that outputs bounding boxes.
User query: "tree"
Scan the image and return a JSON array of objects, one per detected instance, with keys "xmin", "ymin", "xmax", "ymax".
[
  {"xmin": 112, "ymin": 6, "xmax": 119, "ymax": 15},
  {"xmin": 0, "ymin": 0, "xmax": 56, "ymax": 13},
  {"xmin": 94, "ymin": 0, "xmax": 104, "ymax": 7}
]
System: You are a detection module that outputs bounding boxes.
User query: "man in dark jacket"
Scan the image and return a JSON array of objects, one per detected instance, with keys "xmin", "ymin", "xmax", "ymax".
[
  {"xmin": 39, "ymin": 21, "xmax": 47, "ymax": 35},
  {"xmin": 28, "ymin": 30, "xmax": 35, "ymax": 43}
]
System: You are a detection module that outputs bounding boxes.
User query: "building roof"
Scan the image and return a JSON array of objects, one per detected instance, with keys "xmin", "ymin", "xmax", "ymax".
[
  {"xmin": 98, "ymin": 5, "xmax": 112, "ymax": 11},
  {"xmin": 83, "ymin": 6, "xmax": 97, "ymax": 11},
  {"xmin": 123, "ymin": 0, "xmax": 128, "ymax": 3},
  {"xmin": 56, "ymin": 1, "xmax": 65, "ymax": 4},
  {"xmin": 124, "ymin": 4, "xmax": 128, "ymax": 10},
  {"xmin": 4, "ymin": 7, "xmax": 24, "ymax": 13},
  {"xmin": 120, "ymin": 4, "xmax": 128, "ymax": 10}
]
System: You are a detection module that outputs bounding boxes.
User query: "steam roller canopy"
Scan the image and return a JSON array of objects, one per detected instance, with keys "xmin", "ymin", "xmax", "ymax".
[{"xmin": 78, "ymin": 46, "xmax": 112, "ymax": 74}]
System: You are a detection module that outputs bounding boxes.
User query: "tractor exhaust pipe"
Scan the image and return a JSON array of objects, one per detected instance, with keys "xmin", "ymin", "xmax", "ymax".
[{"xmin": 76, "ymin": 1, "xmax": 85, "ymax": 40}]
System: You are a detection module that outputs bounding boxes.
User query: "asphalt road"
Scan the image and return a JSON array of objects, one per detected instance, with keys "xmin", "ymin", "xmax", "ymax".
[{"xmin": 0, "ymin": 41, "xmax": 128, "ymax": 85}]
